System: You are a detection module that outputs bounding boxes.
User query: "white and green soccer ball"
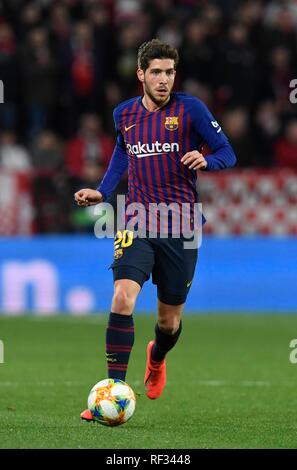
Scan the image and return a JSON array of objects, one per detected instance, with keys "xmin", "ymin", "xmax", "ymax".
[{"xmin": 87, "ymin": 379, "xmax": 136, "ymax": 426}]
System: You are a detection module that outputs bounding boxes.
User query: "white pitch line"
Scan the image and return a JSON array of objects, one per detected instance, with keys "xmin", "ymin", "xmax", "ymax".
[
  {"xmin": 28, "ymin": 316, "xmax": 107, "ymax": 324},
  {"xmin": 198, "ymin": 380, "xmax": 272, "ymax": 387},
  {"xmin": 241, "ymin": 380, "xmax": 271, "ymax": 387},
  {"xmin": 198, "ymin": 380, "xmax": 227, "ymax": 386},
  {"xmin": 0, "ymin": 381, "xmax": 83, "ymax": 387}
]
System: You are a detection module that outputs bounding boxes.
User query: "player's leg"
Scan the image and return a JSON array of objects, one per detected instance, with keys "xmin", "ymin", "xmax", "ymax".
[
  {"xmin": 144, "ymin": 236, "xmax": 198, "ymax": 399},
  {"xmin": 81, "ymin": 234, "xmax": 154, "ymax": 421},
  {"xmin": 106, "ymin": 277, "xmax": 141, "ymax": 382},
  {"xmin": 144, "ymin": 299, "xmax": 184, "ymax": 400},
  {"xmin": 106, "ymin": 233, "xmax": 155, "ymax": 383},
  {"xmin": 152, "ymin": 299, "xmax": 184, "ymax": 360},
  {"xmin": 81, "ymin": 277, "xmax": 143, "ymax": 422}
]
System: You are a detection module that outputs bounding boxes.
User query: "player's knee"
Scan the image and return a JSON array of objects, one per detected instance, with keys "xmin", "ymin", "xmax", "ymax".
[
  {"xmin": 158, "ymin": 317, "xmax": 181, "ymax": 335},
  {"xmin": 112, "ymin": 287, "xmax": 136, "ymax": 314}
]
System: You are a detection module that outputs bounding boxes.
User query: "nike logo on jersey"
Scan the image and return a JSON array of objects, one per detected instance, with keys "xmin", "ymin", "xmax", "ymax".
[{"xmin": 125, "ymin": 124, "xmax": 136, "ymax": 132}]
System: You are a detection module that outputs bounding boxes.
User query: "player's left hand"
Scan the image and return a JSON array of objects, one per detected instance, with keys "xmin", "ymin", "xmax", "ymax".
[{"xmin": 181, "ymin": 151, "xmax": 207, "ymax": 170}]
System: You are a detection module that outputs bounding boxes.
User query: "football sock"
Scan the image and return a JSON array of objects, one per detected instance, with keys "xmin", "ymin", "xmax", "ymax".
[
  {"xmin": 106, "ymin": 312, "xmax": 134, "ymax": 381},
  {"xmin": 151, "ymin": 321, "xmax": 182, "ymax": 362}
]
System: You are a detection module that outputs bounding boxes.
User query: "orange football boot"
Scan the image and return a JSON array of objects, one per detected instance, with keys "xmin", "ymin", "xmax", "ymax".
[
  {"xmin": 80, "ymin": 409, "xmax": 94, "ymax": 422},
  {"xmin": 144, "ymin": 340, "xmax": 166, "ymax": 399}
]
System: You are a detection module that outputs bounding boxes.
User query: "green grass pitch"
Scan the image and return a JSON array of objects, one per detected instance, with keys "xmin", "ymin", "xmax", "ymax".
[{"xmin": 0, "ymin": 314, "xmax": 297, "ymax": 449}]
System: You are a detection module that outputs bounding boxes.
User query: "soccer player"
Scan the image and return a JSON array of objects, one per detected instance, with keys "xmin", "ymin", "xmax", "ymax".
[{"xmin": 75, "ymin": 39, "xmax": 236, "ymax": 420}]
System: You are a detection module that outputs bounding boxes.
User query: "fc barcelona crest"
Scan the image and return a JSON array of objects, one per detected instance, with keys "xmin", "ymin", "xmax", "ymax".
[
  {"xmin": 114, "ymin": 249, "xmax": 123, "ymax": 259},
  {"xmin": 165, "ymin": 116, "xmax": 179, "ymax": 131}
]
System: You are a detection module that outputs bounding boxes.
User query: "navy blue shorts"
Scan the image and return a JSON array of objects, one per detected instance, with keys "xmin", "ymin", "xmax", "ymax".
[{"xmin": 110, "ymin": 230, "xmax": 198, "ymax": 305}]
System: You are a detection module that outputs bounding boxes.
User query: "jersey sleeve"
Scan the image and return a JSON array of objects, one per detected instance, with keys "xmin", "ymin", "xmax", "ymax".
[
  {"xmin": 189, "ymin": 98, "xmax": 237, "ymax": 170},
  {"xmin": 97, "ymin": 109, "xmax": 128, "ymax": 201}
]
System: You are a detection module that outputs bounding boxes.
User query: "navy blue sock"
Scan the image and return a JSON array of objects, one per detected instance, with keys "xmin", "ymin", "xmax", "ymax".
[
  {"xmin": 151, "ymin": 321, "xmax": 182, "ymax": 362},
  {"xmin": 105, "ymin": 312, "xmax": 134, "ymax": 381}
]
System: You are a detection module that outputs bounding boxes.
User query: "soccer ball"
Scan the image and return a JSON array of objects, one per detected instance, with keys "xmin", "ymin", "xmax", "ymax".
[{"xmin": 87, "ymin": 378, "xmax": 136, "ymax": 426}]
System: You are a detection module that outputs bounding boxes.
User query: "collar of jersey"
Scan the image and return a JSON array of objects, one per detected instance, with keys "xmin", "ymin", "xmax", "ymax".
[{"xmin": 139, "ymin": 93, "xmax": 175, "ymax": 113}]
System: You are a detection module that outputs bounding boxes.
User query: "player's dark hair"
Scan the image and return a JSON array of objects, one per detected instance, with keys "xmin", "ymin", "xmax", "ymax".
[{"xmin": 137, "ymin": 38, "xmax": 179, "ymax": 71}]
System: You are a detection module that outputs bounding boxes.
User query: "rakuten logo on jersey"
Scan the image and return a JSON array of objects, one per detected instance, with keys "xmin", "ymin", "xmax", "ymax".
[{"xmin": 126, "ymin": 141, "xmax": 179, "ymax": 158}]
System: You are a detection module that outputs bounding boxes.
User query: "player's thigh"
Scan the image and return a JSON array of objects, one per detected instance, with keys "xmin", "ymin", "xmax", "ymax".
[
  {"xmin": 152, "ymin": 236, "xmax": 198, "ymax": 305},
  {"xmin": 110, "ymin": 230, "xmax": 155, "ymax": 288}
]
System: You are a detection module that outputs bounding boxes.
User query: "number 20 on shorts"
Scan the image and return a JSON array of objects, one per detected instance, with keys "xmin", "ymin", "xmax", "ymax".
[{"xmin": 114, "ymin": 230, "xmax": 134, "ymax": 250}]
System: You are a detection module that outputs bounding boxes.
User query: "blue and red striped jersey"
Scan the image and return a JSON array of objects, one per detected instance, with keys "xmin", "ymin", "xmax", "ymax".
[
  {"xmin": 98, "ymin": 92, "xmax": 236, "ymax": 203},
  {"xmin": 98, "ymin": 92, "xmax": 236, "ymax": 231}
]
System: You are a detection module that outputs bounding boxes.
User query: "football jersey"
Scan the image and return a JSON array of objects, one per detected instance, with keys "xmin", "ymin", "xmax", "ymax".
[{"xmin": 98, "ymin": 92, "xmax": 236, "ymax": 232}]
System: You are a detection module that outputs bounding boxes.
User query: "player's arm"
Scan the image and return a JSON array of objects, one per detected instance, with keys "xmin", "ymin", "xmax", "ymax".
[
  {"xmin": 74, "ymin": 140, "xmax": 127, "ymax": 206},
  {"xmin": 184, "ymin": 98, "xmax": 237, "ymax": 171},
  {"xmin": 96, "ymin": 136, "xmax": 128, "ymax": 201},
  {"xmin": 74, "ymin": 111, "xmax": 128, "ymax": 207},
  {"xmin": 96, "ymin": 109, "xmax": 128, "ymax": 201}
]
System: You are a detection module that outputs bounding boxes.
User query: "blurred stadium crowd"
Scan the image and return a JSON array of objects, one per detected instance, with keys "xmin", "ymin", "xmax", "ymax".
[{"xmin": 1, "ymin": 0, "xmax": 297, "ymax": 233}]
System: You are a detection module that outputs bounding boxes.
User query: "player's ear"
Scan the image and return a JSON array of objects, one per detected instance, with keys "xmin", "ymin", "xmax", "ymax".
[{"xmin": 137, "ymin": 68, "xmax": 145, "ymax": 83}]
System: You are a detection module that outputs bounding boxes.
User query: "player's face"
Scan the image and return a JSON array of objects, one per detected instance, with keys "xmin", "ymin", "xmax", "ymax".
[{"xmin": 138, "ymin": 58, "xmax": 176, "ymax": 107}]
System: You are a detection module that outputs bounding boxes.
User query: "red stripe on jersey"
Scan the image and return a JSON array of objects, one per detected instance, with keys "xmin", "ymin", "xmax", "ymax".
[
  {"xmin": 133, "ymin": 104, "xmax": 147, "ymax": 229},
  {"xmin": 185, "ymin": 111, "xmax": 197, "ymax": 199},
  {"xmin": 124, "ymin": 103, "xmax": 143, "ymax": 229},
  {"xmin": 178, "ymin": 102, "xmax": 194, "ymax": 202},
  {"xmin": 168, "ymin": 99, "xmax": 180, "ymax": 194},
  {"xmin": 142, "ymin": 112, "xmax": 154, "ymax": 200},
  {"xmin": 151, "ymin": 111, "xmax": 162, "ymax": 202},
  {"xmin": 186, "ymin": 113, "xmax": 191, "ymax": 152},
  {"xmin": 126, "ymin": 100, "xmax": 139, "ymax": 206},
  {"xmin": 159, "ymin": 107, "xmax": 172, "ymax": 202},
  {"xmin": 162, "ymin": 103, "xmax": 179, "ymax": 207},
  {"xmin": 150, "ymin": 106, "xmax": 166, "ymax": 232},
  {"xmin": 140, "ymin": 109, "xmax": 153, "ymax": 230},
  {"xmin": 167, "ymin": 98, "xmax": 181, "ymax": 232},
  {"xmin": 151, "ymin": 110, "xmax": 164, "ymax": 232}
]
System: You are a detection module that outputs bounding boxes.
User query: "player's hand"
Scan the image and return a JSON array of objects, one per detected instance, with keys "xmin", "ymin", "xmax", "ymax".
[
  {"xmin": 181, "ymin": 151, "xmax": 207, "ymax": 170},
  {"xmin": 74, "ymin": 188, "xmax": 103, "ymax": 207}
]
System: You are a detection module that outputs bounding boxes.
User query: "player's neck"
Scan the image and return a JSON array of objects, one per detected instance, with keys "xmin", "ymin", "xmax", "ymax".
[{"xmin": 142, "ymin": 94, "xmax": 170, "ymax": 112}]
